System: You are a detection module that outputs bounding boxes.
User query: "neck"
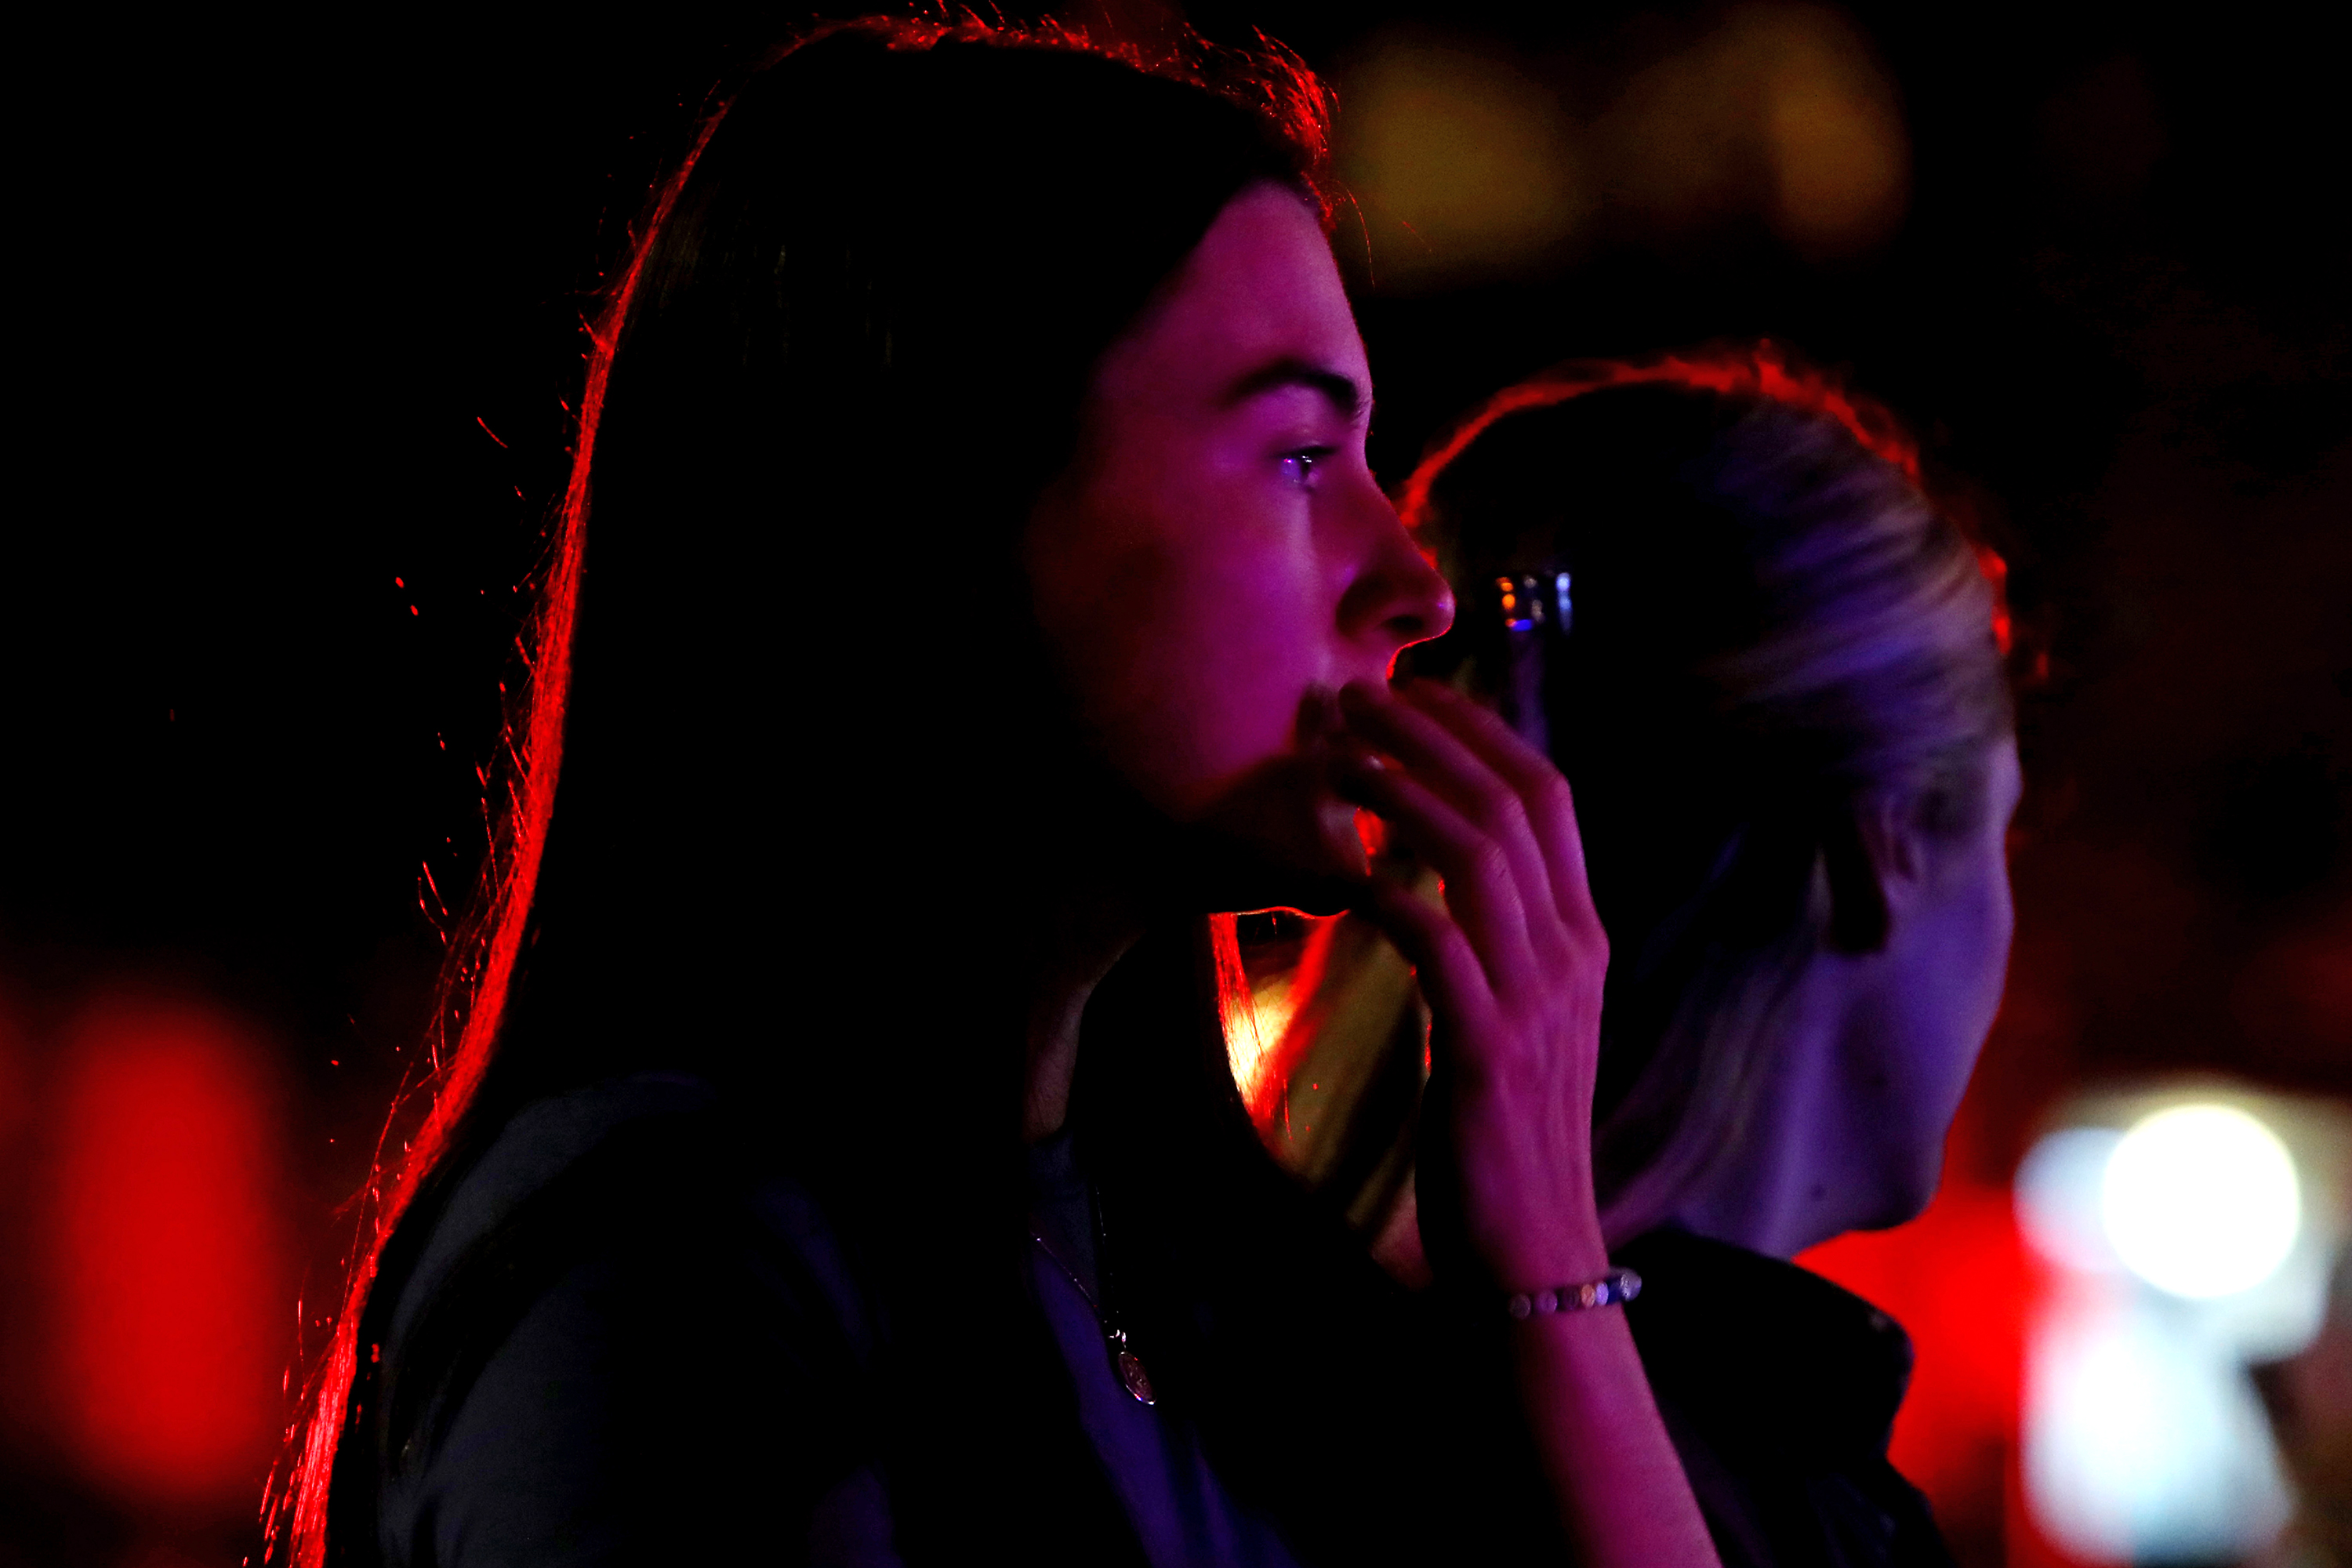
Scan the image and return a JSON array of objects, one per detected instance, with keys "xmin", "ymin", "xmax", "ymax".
[
  {"xmin": 1022, "ymin": 879, "xmax": 1145, "ymax": 1142},
  {"xmin": 1661, "ymin": 956, "xmax": 1873, "ymax": 1260}
]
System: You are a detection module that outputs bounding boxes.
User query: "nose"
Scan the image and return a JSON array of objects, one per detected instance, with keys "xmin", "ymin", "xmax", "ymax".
[{"xmin": 1335, "ymin": 474, "xmax": 1455, "ymax": 660}]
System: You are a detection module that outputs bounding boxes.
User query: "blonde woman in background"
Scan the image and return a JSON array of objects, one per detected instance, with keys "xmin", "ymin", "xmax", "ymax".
[{"xmin": 1247, "ymin": 348, "xmax": 2016, "ymax": 1568}]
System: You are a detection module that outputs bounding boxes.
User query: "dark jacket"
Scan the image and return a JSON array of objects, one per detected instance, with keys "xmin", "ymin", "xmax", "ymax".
[
  {"xmin": 1619, "ymin": 1229, "xmax": 1959, "ymax": 1568},
  {"xmin": 329, "ymin": 1074, "xmax": 1534, "ymax": 1567}
]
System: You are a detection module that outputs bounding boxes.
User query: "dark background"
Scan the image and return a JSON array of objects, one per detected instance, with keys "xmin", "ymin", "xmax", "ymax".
[{"xmin": 2, "ymin": 3, "xmax": 2345, "ymax": 1563}]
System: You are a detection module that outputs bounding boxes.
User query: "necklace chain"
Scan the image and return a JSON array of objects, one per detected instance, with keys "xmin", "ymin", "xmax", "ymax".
[
  {"xmin": 1027, "ymin": 1196, "xmax": 1156, "ymax": 1406},
  {"xmin": 1026, "ymin": 1229, "xmax": 1102, "ymax": 1314}
]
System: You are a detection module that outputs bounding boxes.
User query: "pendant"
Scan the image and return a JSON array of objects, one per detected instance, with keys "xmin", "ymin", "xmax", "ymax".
[{"xmin": 1109, "ymin": 1330, "xmax": 1156, "ymax": 1405}]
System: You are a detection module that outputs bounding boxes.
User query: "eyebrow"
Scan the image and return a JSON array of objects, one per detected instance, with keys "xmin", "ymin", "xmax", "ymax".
[{"xmin": 1219, "ymin": 356, "xmax": 1368, "ymax": 423}]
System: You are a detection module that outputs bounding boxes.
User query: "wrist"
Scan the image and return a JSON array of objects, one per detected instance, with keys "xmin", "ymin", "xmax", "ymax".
[
  {"xmin": 1504, "ymin": 1266, "xmax": 1642, "ymax": 1321},
  {"xmin": 1483, "ymin": 1219, "xmax": 1610, "ymax": 1292}
]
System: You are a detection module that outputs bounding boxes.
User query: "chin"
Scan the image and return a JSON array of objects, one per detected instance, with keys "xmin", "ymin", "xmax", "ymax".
[
  {"xmin": 1171, "ymin": 822, "xmax": 1366, "ymax": 917},
  {"xmin": 1858, "ymin": 1151, "xmax": 1946, "ymax": 1232},
  {"xmin": 1224, "ymin": 869, "xmax": 1363, "ymax": 919},
  {"xmin": 1177, "ymin": 756, "xmax": 1367, "ymax": 916}
]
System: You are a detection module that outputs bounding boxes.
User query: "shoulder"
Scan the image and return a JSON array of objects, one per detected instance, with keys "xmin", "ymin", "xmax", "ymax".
[
  {"xmin": 1616, "ymin": 1229, "xmax": 1955, "ymax": 1568},
  {"xmin": 359, "ymin": 1074, "xmax": 900, "ymax": 1566},
  {"xmin": 385, "ymin": 1073, "xmax": 877, "ymax": 1371}
]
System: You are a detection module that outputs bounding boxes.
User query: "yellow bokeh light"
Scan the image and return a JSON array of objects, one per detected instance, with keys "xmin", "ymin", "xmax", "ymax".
[
  {"xmin": 1337, "ymin": 31, "xmax": 1587, "ymax": 290},
  {"xmin": 1600, "ymin": 3, "xmax": 1910, "ymax": 260},
  {"xmin": 1757, "ymin": 14, "xmax": 1909, "ymax": 256}
]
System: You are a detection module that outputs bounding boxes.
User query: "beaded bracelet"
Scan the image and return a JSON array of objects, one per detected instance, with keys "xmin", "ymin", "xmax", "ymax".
[{"xmin": 1505, "ymin": 1267, "xmax": 1642, "ymax": 1319}]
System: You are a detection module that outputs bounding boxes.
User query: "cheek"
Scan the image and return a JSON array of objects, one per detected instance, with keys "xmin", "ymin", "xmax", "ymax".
[
  {"xmin": 1920, "ymin": 854, "xmax": 2015, "ymax": 1112},
  {"xmin": 1972, "ymin": 846, "xmax": 2018, "ymax": 1014},
  {"xmin": 1030, "ymin": 481, "xmax": 1328, "ymax": 817},
  {"xmin": 1885, "ymin": 851, "xmax": 2015, "ymax": 1118}
]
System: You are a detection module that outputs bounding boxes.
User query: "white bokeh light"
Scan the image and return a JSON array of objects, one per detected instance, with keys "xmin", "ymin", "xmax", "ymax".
[
  {"xmin": 2017, "ymin": 1127, "xmax": 2125, "ymax": 1272},
  {"xmin": 2101, "ymin": 1104, "xmax": 2300, "ymax": 1299}
]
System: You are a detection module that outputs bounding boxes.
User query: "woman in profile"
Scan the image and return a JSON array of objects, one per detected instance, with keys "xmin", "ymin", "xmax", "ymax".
[
  {"xmin": 274, "ymin": 20, "xmax": 1718, "ymax": 1568},
  {"xmin": 1261, "ymin": 350, "xmax": 2016, "ymax": 1566}
]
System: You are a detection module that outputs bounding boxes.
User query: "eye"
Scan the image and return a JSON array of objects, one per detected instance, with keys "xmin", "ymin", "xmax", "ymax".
[{"xmin": 1279, "ymin": 445, "xmax": 1336, "ymax": 486}]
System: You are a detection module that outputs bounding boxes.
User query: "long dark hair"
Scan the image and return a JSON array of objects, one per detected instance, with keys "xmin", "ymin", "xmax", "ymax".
[
  {"xmin": 275, "ymin": 18, "xmax": 1370, "ymax": 1563},
  {"xmin": 1399, "ymin": 346, "xmax": 2013, "ymax": 1243}
]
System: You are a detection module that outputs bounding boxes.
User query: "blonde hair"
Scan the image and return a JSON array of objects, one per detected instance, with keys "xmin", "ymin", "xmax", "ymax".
[{"xmin": 1401, "ymin": 347, "xmax": 2010, "ymax": 1243}]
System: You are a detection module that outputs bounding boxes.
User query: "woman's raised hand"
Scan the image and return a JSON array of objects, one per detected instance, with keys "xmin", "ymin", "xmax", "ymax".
[{"xmin": 1332, "ymin": 677, "xmax": 1611, "ymax": 1291}]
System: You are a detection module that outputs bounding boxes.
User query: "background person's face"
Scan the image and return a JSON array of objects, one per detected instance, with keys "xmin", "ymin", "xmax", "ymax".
[{"xmin": 1027, "ymin": 183, "xmax": 1453, "ymax": 895}]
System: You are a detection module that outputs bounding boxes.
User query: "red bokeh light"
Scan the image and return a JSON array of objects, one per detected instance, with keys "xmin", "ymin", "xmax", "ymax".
[
  {"xmin": 38, "ymin": 997, "xmax": 288, "ymax": 1508},
  {"xmin": 1801, "ymin": 1181, "xmax": 2028, "ymax": 1502},
  {"xmin": 1797, "ymin": 1144, "xmax": 2113, "ymax": 1566}
]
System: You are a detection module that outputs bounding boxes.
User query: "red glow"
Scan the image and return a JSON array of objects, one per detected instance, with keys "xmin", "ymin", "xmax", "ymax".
[
  {"xmin": 1799, "ymin": 1172, "xmax": 2033, "ymax": 1541},
  {"xmin": 1395, "ymin": 343, "xmax": 1925, "ymax": 528},
  {"xmin": 1226, "ymin": 912, "xmax": 1343, "ymax": 1128},
  {"xmin": 1975, "ymin": 545, "xmax": 2016, "ymax": 656},
  {"xmin": 1809, "ymin": 1183, "xmax": 2114, "ymax": 1568},
  {"xmin": 0, "ymin": 996, "xmax": 26, "ymax": 1157},
  {"xmin": 42, "ymin": 998, "xmax": 285, "ymax": 1506}
]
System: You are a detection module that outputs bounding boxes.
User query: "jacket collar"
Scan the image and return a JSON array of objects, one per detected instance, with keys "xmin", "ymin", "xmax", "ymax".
[{"xmin": 1617, "ymin": 1227, "xmax": 1915, "ymax": 1462}]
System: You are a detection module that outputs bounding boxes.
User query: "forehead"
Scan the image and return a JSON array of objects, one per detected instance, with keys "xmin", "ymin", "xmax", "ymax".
[{"xmin": 1091, "ymin": 182, "xmax": 1366, "ymax": 406}]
